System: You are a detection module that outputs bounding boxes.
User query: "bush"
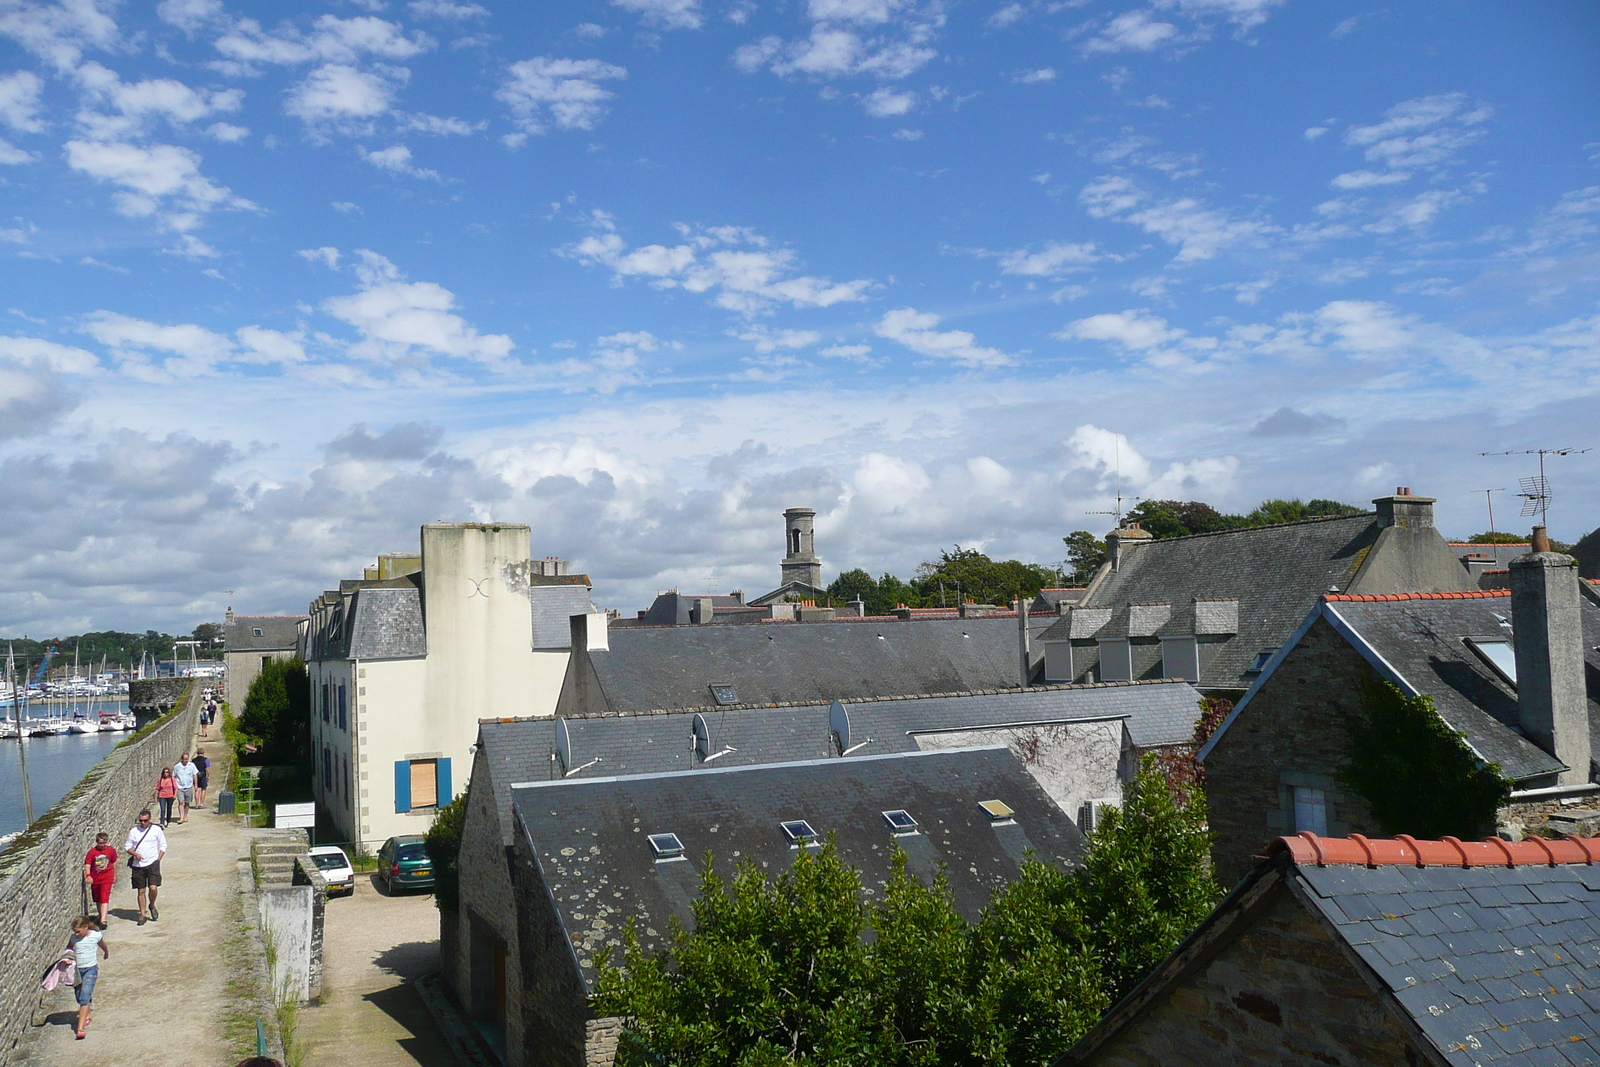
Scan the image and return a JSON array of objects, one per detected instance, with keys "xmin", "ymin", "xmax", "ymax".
[
  {"xmin": 237, "ymin": 658, "xmax": 309, "ymax": 759},
  {"xmin": 425, "ymin": 792, "xmax": 468, "ymax": 912}
]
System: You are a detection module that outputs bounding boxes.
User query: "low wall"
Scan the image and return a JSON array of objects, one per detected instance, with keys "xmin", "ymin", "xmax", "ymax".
[
  {"xmin": 129, "ymin": 677, "xmax": 193, "ymax": 728},
  {"xmin": 0, "ymin": 683, "xmax": 199, "ymax": 1065}
]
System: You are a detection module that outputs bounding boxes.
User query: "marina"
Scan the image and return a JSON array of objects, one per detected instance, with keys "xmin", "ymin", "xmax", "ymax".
[{"xmin": 0, "ymin": 713, "xmax": 128, "ymax": 838}]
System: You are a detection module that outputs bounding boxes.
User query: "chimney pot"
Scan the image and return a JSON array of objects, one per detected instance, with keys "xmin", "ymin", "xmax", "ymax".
[{"xmin": 1532, "ymin": 525, "xmax": 1552, "ymax": 553}]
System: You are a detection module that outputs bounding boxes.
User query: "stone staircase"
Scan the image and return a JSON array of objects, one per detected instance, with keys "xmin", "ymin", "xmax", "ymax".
[{"xmin": 250, "ymin": 829, "xmax": 310, "ymax": 888}]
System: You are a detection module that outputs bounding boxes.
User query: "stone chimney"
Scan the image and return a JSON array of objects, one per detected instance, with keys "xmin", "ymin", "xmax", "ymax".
[
  {"xmin": 692, "ymin": 598, "xmax": 715, "ymax": 624},
  {"xmin": 1107, "ymin": 523, "xmax": 1154, "ymax": 571},
  {"xmin": 1509, "ymin": 526, "xmax": 1590, "ymax": 785},
  {"xmin": 1372, "ymin": 487, "xmax": 1436, "ymax": 530}
]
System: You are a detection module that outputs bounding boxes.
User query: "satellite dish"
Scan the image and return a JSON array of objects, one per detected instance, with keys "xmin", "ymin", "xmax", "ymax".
[
  {"xmin": 554, "ymin": 716, "xmax": 571, "ymax": 774},
  {"xmin": 829, "ymin": 700, "xmax": 850, "ymax": 755}
]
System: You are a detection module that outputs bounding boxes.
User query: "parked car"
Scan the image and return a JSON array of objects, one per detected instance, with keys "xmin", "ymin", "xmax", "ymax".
[
  {"xmin": 375, "ymin": 834, "xmax": 434, "ymax": 894},
  {"xmin": 308, "ymin": 845, "xmax": 355, "ymax": 896}
]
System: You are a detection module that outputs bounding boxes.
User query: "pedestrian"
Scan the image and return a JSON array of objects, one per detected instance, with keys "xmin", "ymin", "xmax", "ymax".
[
  {"xmin": 67, "ymin": 915, "xmax": 108, "ymax": 1040},
  {"xmin": 194, "ymin": 751, "xmax": 210, "ymax": 807},
  {"xmin": 172, "ymin": 754, "xmax": 198, "ymax": 824},
  {"xmin": 82, "ymin": 833, "xmax": 117, "ymax": 929},
  {"xmin": 123, "ymin": 809, "xmax": 166, "ymax": 924},
  {"xmin": 155, "ymin": 767, "xmax": 177, "ymax": 826}
]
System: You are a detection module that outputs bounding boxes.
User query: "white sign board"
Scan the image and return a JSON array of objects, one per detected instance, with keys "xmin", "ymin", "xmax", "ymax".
[{"xmin": 275, "ymin": 802, "xmax": 315, "ymax": 829}]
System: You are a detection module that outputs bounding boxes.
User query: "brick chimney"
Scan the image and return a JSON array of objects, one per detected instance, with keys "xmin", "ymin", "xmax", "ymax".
[
  {"xmin": 1509, "ymin": 526, "xmax": 1590, "ymax": 785},
  {"xmin": 1107, "ymin": 523, "xmax": 1154, "ymax": 571},
  {"xmin": 1372, "ymin": 488, "xmax": 1436, "ymax": 530}
]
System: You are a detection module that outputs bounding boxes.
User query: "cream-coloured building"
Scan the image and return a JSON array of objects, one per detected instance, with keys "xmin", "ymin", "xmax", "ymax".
[{"xmin": 302, "ymin": 523, "xmax": 602, "ymax": 850}]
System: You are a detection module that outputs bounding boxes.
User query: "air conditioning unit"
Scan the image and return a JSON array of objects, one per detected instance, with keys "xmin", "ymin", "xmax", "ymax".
[{"xmin": 1077, "ymin": 798, "xmax": 1115, "ymax": 836}]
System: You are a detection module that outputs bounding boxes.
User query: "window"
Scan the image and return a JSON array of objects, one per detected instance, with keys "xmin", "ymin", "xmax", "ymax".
[
  {"xmin": 1246, "ymin": 649, "xmax": 1278, "ymax": 674},
  {"xmin": 709, "ymin": 684, "xmax": 739, "ymax": 706},
  {"xmin": 1160, "ymin": 636, "xmax": 1199, "ymax": 680},
  {"xmin": 337, "ymin": 685, "xmax": 347, "ymax": 730},
  {"xmin": 1466, "ymin": 639, "xmax": 1518, "ymax": 686},
  {"xmin": 322, "ymin": 683, "xmax": 330, "ymax": 722},
  {"xmin": 1293, "ymin": 787, "xmax": 1328, "ymax": 837},
  {"xmin": 253, "ymin": 628, "xmax": 263, "ymax": 637},
  {"xmin": 343, "ymin": 756, "xmax": 350, "ymax": 807},
  {"xmin": 781, "ymin": 819, "xmax": 820, "ymax": 844},
  {"xmin": 1097, "ymin": 638, "xmax": 1132, "ymax": 682},
  {"xmin": 322, "ymin": 746, "xmax": 332, "ymax": 789},
  {"xmin": 881, "ymin": 810, "xmax": 918, "ymax": 833},
  {"xmin": 648, "ymin": 833, "xmax": 685, "ymax": 858},
  {"xmin": 978, "ymin": 799, "xmax": 1015, "ymax": 822},
  {"xmin": 394, "ymin": 757, "xmax": 452, "ymax": 813}
]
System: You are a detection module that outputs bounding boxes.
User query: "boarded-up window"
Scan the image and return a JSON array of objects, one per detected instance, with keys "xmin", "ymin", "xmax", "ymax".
[
  {"xmin": 1293, "ymin": 786, "xmax": 1328, "ymax": 836},
  {"xmin": 1097, "ymin": 638, "xmax": 1132, "ymax": 682},
  {"xmin": 1161, "ymin": 636, "xmax": 1199, "ymax": 680},
  {"xmin": 410, "ymin": 758, "xmax": 438, "ymax": 809}
]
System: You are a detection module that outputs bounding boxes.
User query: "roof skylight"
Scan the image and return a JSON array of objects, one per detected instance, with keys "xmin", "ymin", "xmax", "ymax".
[
  {"xmin": 881, "ymin": 810, "xmax": 918, "ymax": 833},
  {"xmin": 710, "ymin": 684, "xmax": 739, "ymax": 705},
  {"xmin": 648, "ymin": 833, "xmax": 685, "ymax": 858},
  {"xmin": 979, "ymin": 799, "xmax": 1015, "ymax": 822},
  {"xmin": 1466, "ymin": 638, "xmax": 1518, "ymax": 686},
  {"xmin": 781, "ymin": 819, "xmax": 820, "ymax": 844}
]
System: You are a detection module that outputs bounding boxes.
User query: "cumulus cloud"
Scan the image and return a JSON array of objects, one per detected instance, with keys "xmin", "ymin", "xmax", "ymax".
[
  {"xmin": 1250, "ymin": 406, "xmax": 1345, "ymax": 437},
  {"xmin": 285, "ymin": 64, "xmax": 399, "ymax": 128},
  {"xmin": 862, "ymin": 85, "xmax": 914, "ymax": 116},
  {"xmin": 0, "ymin": 0, "xmax": 119, "ymax": 72},
  {"xmin": 1080, "ymin": 175, "xmax": 1269, "ymax": 263},
  {"xmin": 565, "ymin": 220, "xmax": 874, "ymax": 315},
  {"xmin": 64, "ymin": 139, "xmax": 254, "ymax": 243},
  {"xmin": 550, "ymin": 330, "xmax": 664, "ymax": 393},
  {"xmin": 1343, "ymin": 92, "xmax": 1489, "ymax": 170},
  {"xmin": 0, "ymin": 70, "xmax": 45, "ymax": 132},
  {"xmin": 996, "ymin": 241, "xmax": 1099, "ymax": 277},
  {"xmin": 408, "ymin": 0, "xmax": 489, "ymax": 18},
  {"xmin": 1081, "ymin": 11, "xmax": 1181, "ymax": 54},
  {"xmin": 360, "ymin": 144, "xmax": 440, "ymax": 180},
  {"xmin": 612, "ymin": 0, "xmax": 702, "ymax": 30},
  {"xmin": 321, "ymin": 249, "xmax": 515, "ymax": 368},
  {"xmin": 83, "ymin": 311, "xmax": 235, "ymax": 378},
  {"xmin": 498, "ymin": 57, "xmax": 627, "ymax": 136},
  {"xmin": 875, "ymin": 308, "xmax": 1013, "ymax": 368},
  {"xmin": 213, "ymin": 14, "xmax": 434, "ymax": 72},
  {"xmin": 1012, "ymin": 67, "xmax": 1055, "ymax": 84},
  {"xmin": 735, "ymin": 325, "xmax": 822, "ymax": 354},
  {"xmin": 1331, "ymin": 169, "xmax": 1409, "ymax": 190},
  {"xmin": 74, "ymin": 62, "xmax": 243, "ymax": 140}
]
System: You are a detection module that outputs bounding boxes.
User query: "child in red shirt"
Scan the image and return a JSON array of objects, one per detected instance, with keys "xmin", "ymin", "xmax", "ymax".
[{"xmin": 82, "ymin": 833, "xmax": 117, "ymax": 929}]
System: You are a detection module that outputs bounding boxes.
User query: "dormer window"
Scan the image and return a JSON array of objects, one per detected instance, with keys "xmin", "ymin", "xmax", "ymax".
[{"xmin": 253, "ymin": 628, "xmax": 263, "ymax": 637}]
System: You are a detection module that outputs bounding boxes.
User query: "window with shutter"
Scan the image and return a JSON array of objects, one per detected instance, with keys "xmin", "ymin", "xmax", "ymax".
[{"xmin": 410, "ymin": 758, "xmax": 438, "ymax": 809}]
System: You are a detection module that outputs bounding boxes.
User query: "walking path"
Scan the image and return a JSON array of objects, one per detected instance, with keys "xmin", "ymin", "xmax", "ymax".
[{"xmin": 16, "ymin": 730, "xmax": 247, "ymax": 1067}]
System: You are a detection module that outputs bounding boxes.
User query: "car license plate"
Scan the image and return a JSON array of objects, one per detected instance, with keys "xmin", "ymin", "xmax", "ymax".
[{"xmin": 413, "ymin": 869, "xmax": 430, "ymax": 876}]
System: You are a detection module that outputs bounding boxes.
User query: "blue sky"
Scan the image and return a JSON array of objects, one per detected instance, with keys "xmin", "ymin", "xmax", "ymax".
[{"xmin": 0, "ymin": 0, "xmax": 1597, "ymax": 633}]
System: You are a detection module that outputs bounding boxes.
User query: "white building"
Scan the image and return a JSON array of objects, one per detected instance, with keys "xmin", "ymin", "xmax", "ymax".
[{"xmin": 302, "ymin": 523, "xmax": 601, "ymax": 850}]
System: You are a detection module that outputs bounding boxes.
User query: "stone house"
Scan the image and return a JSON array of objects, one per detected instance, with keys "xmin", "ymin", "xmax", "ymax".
[
  {"xmin": 224, "ymin": 610, "xmax": 307, "ymax": 708},
  {"xmin": 300, "ymin": 523, "xmax": 601, "ymax": 850},
  {"xmin": 475, "ymin": 746, "xmax": 1084, "ymax": 1067},
  {"xmin": 1198, "ymin": 532, "xmax": 1600, "ymax": 886},
  {"xmin": 1054, "ymin": 831, "xmax": 1600, "ymax": 1067},
  {"xmin": 1037, "ymin": 491, "xmax": 1476, "ymax": 694}
]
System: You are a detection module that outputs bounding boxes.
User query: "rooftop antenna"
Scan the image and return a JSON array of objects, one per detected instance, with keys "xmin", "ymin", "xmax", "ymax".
[
  {"xmin": 1473, "ymin": 488, "xmax": 1506, "ymax": 541},
  {"xmin": 1086, "ymin": 432, "xmax": 1141, "ymax": 527},
  {"xmin": 1479, "ymin": 448, "xmax": 1591, "ymax": 527}
]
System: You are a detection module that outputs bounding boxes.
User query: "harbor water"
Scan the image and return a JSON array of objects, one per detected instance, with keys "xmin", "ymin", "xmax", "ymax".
[{"xmin": 1, "ymin": 700, "xmax": 133, "ymax": 837}]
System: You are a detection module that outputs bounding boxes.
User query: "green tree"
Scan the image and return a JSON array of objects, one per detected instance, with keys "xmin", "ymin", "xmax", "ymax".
[
  {"xmin": 826, "ymin": 569, "xmax": 882, "ymax": 612},
  {"xmin": 237, "ymin": 657, "xmax": 310, "ymax": 755},
  {"xmin": 1061, "ymin": 532, "xmax": 1106, "ymax": 584},
  {"xmin": 192, "ymin": 621, "xmax": 224, "ymax": 645},
  {"xmin": 1240, "ymin": 498, "xmax": 1363, "ymax": 526},
  {"xmin": 1465, "ymin": 531, "xmax": 1528, "ymax": 544},
  {"xmin": 912, "ymin": 548, "xmax": 1058, "ymax": 607},
  {"xmin": 1340, "ymin": 681, "xmax": 1511, "ymax": 839},
  {"xmin": 425, "ymin": 792, "xmax": 469, "ymax": 912},
  {"xmin": 1124, "ymin": 500, "xmax": 1237, "ymax": 539}
]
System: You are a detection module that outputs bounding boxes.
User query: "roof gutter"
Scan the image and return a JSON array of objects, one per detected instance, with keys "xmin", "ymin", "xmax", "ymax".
[{"xmin": 1508, "ymin": 781, "xmax": 1600, "ymax": 802}]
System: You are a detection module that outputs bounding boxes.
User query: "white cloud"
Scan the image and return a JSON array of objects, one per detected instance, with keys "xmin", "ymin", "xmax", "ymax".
[
  {"xmin": 157, "ymin": 0, "xmax": 223, "ymax": 32},
  {"xmin": 1304, "ymin": 125, "xmax": 1328, "ymax": 140},
  {"xmin": 988, "ymin": 3, "xmax": 1025, "ymax": 27},
  {"xmin": 499, "ymin": 57, "xmax": 627, "ymax": 134},
  {"xmin": 1510, "ymin": 186, "xmax": 1600, "ymax": 256},
  {"xmin": 862, "ymin": 85, "xmax": 914, "ymax": 117},
  {"xmin": 891, "ymin": 127, "xmax": 922, "ymax": 140},
  {"xmin": 552, "ymin": 331, "xmax": 663, "ymax": 393},
  {"xmin": 0, "ymin": 0, "xmax": 119, "ymax": 73},
  {"xmin": 612, "ymin": 0, "xmax": 703, "ymax": 30},
  {"xmin": 734, "ymin": 25, "xmax": 936, "ymax": 81},
  {"xmin": 206, "ymin": 121, "xmax": 249, "ymax": 142},
  {"xmin": 1057, "ymin": 308, "xmax": 1186, "ymax": 351},
  {"xmin": 808, "ymin": 0, "xmax": 907, "ymax": 25},
  {"xmin": 398, "ymin": 112, "xmax": 482, "ymax": 136},
  {"xmin": 875, "ymin": 307, "xmax": 1013, "ymax": 368},
  {"xmin": 408, "ymin": 0, "xmax": 489, "ymax": 18},
  {"xmin": 819, "ymin": 342, "xmax": 875, "ymax": 362},
  {"xmin": 322, "ymin": 250, "xmax": 514, "ymax": 367},
  {"xmin": 1156, "ymin": 0, "xmax": 1284, "ymax": 32},
  {"xmin": 0, "ymin": 71, "xmax": 45, "ymax": 132},
  {"xmin": 84, "ymin": 311, "xmax": 234, "ymax": 377},
  {"xmin": 1364, "ymin": 188, "xmax": 1463, "ymax": 233},
  {"xmin": 566, "ymin": 221, "xmax": 874, "ymax": 315},
  {"xmin": 0, "ymin": 137, "xmax": 32, "ymax": 164},
  {"xmin": 1343, "ymin": 92, "xmax": 1489, "ymax": 170},
  {"xmin": 298, "ymin": 246, "xmax": 341, "ymax": 268},
  {"xmin": 360, "ymin": 144, "xmax": 441, "ymax": 180},
  {"xmin": 214, "ymin": 15, "xmax": 434, "ymax": 71},
  {"xmin": 735, "ymin": 325, "xmax": 821, "ymax": 353},
  {"xmin": 1081, "ymin": 11, "xmax": 1180, "ymax": 54},
  {"xmin": 996, "ymin": 241, "xmax": 1099, "ymax": 277},
  {"xmin": 284, "ymin": 64, "xmax": 398, "ymax": 127},
  {"xmin": 0, "ymin": 334, "xmax": 99, "ymax": 374},
  {"xmin": 235, "ymin": 326, "xmax": 308, "ymax": 364},
  {"xmin": 1080, "ymin": 175, "xmax": 1269, "ymax": 263},
  {"xmin": 64, "ymin": 139, "xmax": 252, "ymax": 234},
  {"xmin": 1331, "ymin": 169, "xmax": 1409, "ymax": 190},
  {"xmin": 1012, "ymin": 67, "xmax": 1055, "ymax": 84}
]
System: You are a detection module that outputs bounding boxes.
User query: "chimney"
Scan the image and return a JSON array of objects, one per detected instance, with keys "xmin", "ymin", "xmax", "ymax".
[
  {"xmin": 1372, "ymin": 489, "xmax": 1436, "ymax": 530},
  {"xmin": 692, "ymin": 598, "xmax": 715, "ymax": 624},
  {"xmin": 1107, "ymin": 523, "xmax": 1154, "ymax": 570},
  {"xmin": 1016, "ymin": 597, "xmax": 1031, "ymax": 688},
  {"xmin": 1509, "ymin": 528, "xmax": 1590, "ymax": 785}
]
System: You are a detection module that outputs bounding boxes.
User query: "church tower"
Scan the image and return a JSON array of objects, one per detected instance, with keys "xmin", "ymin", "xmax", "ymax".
[{"xmin": 781, "ymin": 508, "xmax": 821, "ymax": 589}]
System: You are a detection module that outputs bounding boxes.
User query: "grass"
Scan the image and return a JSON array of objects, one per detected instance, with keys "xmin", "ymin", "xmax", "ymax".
[{"xmin": 221, "ymin": 876, "xmax": 274, "ymax": 1060}]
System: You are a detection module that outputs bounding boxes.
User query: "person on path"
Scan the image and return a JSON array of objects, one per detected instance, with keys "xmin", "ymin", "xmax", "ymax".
[
  {"xmin": 155, "ymin": 767, "xmax": 177, "ymax": 826},
  {"xmin": 82, "ymin": 833, "xmax": 117, "ymax": 929},
  {"xmin": 193, "ymin": 751, "xmax": 210, "ymax": 807},
  {"xmin": 123, "ymin": 809, "xmax": 166, "ymax": 925},
  {"xmin": 172, "ymin": 754, "xmax": 198, "ymax": 824},
  {"xmin": 67, "ymin": 915, "xmax": 108, "ymax": 1040}
]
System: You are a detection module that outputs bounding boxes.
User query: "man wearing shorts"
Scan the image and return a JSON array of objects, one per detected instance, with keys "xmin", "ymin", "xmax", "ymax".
[
  {"xmin": 172, "ymin": 754, "xmax": 199, "ymax": 824},
  {"xmin": 123, "ymin": 810, "xmax": 166, "ymax": 925},
  {"xmin": 82, "ymin": 833, "xmax": 117, "ymax": 928}
]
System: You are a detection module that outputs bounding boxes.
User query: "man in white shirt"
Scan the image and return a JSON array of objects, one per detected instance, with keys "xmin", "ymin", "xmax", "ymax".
[
  {"xmin": 123, "ymin": 810, "xmax": 167, "ymax": 925},
  {"xmin": 171, "ymin": 754, "xmax": 199, "ymax": 824}
]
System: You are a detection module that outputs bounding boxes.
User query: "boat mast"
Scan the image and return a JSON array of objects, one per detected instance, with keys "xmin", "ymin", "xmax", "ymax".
[{"xmin": 8, "ymin": 647, "xmax": 34, "ymax": 826}]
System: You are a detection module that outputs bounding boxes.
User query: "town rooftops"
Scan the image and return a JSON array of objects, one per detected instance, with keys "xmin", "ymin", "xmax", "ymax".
[
  {"xmin": 224, "ymin": 614, "xmax": 306, "ymax": 651},
  {"xmin": 1199, "ymin": 588, "xmax": 1600, "ymax": 782},
  {"xmin": 1057, "ymin": 832, "xmax": 1600, "ymax": 1067},
  {"xmin": 509, "ymin": 746, "xmax": 1087, "ymax": 988}
]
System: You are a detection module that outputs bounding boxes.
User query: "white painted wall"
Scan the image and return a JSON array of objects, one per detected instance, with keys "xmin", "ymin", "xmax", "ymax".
[{"xmin": 911, "ymin": 721, "xmax": 1126, "ymax": 827}]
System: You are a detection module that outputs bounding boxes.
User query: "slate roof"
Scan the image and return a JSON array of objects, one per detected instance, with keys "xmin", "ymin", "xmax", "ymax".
[
  {"xmin": 530, "ymin": 582, "xmax": 597, "ymax": 649},
  {"xmin": 1283, "ymin": 834, "xmax": 1600, "ymax": 1067},
  {"xmin": 1039, "ymin": 514, "xmax": 1381, "ymax": 689},
  {"xmin": 509, "ymin": 746, "xmax": 1087, "ymax": 988},
  {"xmin": 346, "ymin": 586, "xmax": 428, "ymax": 660},
  {"xmin": 477, "ymin": 679, "xmax": 1201, "ymax": 846},
  {"xmin": 1032, "ymin": 588, "xmax": 1087, "ymax": 612},
  {"xmin": 224, "ymin": 615, "xmax": 305, "ymax": 651},
  {"xmin": 575, "ymin": 615, "xmax": 1032, "ymax": 714},
  {"xmin": 1451, "ymin": 543, "xmax": 1531, "ymax": 569}
]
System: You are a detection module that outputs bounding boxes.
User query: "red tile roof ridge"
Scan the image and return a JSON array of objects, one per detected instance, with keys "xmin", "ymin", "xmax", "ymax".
[
  {"xmin": 1322, "ymin": 590, "xmax": 1511, "ymax": 602},
  {"xmin": 1270, "ymin": 832, "xmax": 1600, "ymax": 868},
  {"xmin": 1448, "ymin": 541, "xmax": 1529, "ymax": 546}
]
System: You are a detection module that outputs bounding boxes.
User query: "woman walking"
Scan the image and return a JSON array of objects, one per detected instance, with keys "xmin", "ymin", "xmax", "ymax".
[
  {"xmin": 67, "ymin": 915, "xmax": 108, "ymax": 1040},
  {"xmin": 194, "ymin": 751, "xmax": 210, "ymax": 807},
  {"xmin": 82, "ymin": 833, "xmax": 117, "ymax": 929},
  {"xmin": 154, "ymin": 768, "xmax": 177, "ymax": 827}
]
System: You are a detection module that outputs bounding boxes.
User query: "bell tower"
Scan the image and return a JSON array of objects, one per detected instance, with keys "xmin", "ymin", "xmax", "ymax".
[{"xmin": 781, "ymin": 508, "xmax": 821, "ymax": 589}]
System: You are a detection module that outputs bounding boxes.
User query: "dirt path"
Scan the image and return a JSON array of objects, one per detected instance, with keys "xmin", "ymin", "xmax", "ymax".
[
  {"xmin": 19, "ymin": 730, "xmax": 243, "ymax": 1067},
  {"xmin": 296, "ymin": 874, "xmax": 455, "ymax": 1066}
]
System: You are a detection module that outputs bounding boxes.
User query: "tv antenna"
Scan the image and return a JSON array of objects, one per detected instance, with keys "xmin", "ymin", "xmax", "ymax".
[
  {"xmin": 1086, "ymin": 433, "xmax": 1141, "ymax": 527},
  {"xmin": 1473, "ymin": 488, "xmax": 1506, "ymax": 540},
  {"xmin": 1479, "ymin": 448, "xmax": 1591, "ymax": 527}
]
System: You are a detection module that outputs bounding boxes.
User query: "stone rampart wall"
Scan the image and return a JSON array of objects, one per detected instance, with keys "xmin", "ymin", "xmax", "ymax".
[{"xmin": 0, "ymin": 683, "xmax": 198, "ymax": 1065}]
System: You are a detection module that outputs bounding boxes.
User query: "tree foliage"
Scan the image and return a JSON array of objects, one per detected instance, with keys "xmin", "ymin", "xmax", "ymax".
[
  {"xmin": 911, "ymin": 547, "xmax": 1058, "ymax": 607},
  {"xmin": 425, "ymin": 791, "xmax": 469, "ymax": 912},
  {"xmin": 1061, "ymin": 532, "xmax": 1107, "ymax": 585},
  {"xmin": 237, "ymin": 657, "xmax": 310, "ymax": 756},
  {"xmin": 1464, "ymin": 531, "xmax": 1528, "ymax": 544},
  {"xmin": 1340, "ymin": 681, "xmax": 1511, "ymax": 840},
  {"xmin": 1123, "ymin": 498, "xmax": 1364, "ymax": 541},
  {"xmin": 595, "ymin": 760, "xmax": 1219, "ymax": 1066}
]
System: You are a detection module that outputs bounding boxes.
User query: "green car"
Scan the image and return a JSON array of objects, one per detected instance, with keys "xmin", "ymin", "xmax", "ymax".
[{"xmin": 376, "ymin": 835, "xmax": 434, "ymax": 894}]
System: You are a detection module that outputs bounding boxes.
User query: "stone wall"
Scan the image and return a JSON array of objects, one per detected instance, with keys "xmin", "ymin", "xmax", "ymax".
[
  {"xmin": 0, "ymin": 683, "xmax": 198, "ymax": 1065},
  {"xmin": 1203, "ymin": 618, "xmax": 1381, "ymax": 887},
  {"xmin": 1078, "ymin": 883, "xmax": 1423, "ymax": 1066},
  {"xmin": 129, "ymin": 677, "xmax": 193, "ymax": 728}
]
